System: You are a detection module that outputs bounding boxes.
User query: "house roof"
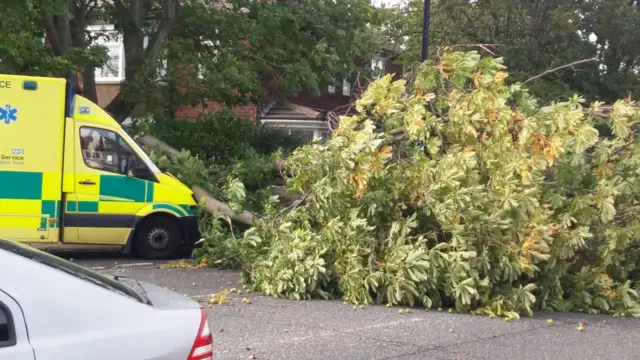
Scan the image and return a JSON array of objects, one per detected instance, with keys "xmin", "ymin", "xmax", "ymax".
[{"xmin": 260, "ymin": 101, "xmax": 323, "ymax": 122}]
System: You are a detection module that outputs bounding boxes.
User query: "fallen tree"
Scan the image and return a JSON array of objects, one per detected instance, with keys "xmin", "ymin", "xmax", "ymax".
[{"xmin": 141, "ymin": 51, "xmax": 640, "ymax": 319}]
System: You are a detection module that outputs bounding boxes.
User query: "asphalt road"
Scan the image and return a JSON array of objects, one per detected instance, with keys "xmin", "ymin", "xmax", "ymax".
[{"xmin": 71, "ymin": 255, "xmax": 640, "ymax": 360}]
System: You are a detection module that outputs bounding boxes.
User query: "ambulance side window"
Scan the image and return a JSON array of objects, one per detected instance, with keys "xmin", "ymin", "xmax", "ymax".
[
  {"xmin": 80, "ymin": 127, "xmax": 120, "ymax": 173},
  {"xmin": 79, "ymin": 127, "xmax": 155, "ymax": 181},
  {"xmin": 117, "ymin": 137, "xmax": 157, "ymax": 182}
]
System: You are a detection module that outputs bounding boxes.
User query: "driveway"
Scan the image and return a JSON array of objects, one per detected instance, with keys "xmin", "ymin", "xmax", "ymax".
[{"xmin": 72, "ymin": 256, "xmax": 640, "ymax": 360}]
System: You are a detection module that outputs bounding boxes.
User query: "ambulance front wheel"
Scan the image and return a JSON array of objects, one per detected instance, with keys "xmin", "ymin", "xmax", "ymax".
[{"xmin": 133, "ymin": 216, "xmax": 182, "ymax": 259}]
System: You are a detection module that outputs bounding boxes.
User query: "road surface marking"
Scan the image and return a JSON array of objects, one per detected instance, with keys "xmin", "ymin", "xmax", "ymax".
[
  {"xmin": 273, "ymin": 317, "xmax": 425, "ymax": 344},
  {"xmin": 115, "ymin": 262, "xmax": 155, "ymax": 268},
  {"xmin": 86, "ymin": 262, "xmax": 155, "ymax": 271}
]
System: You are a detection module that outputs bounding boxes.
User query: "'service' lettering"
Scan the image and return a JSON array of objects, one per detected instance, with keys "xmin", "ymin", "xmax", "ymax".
[{"xmin": 1, "ymin": 154, "xmax": 23, "ymax": 161}]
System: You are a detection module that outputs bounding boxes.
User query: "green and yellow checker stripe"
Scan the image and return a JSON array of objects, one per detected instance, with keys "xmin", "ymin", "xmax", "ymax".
[
  {"xmin": 68, "ymin": 174, "xmax": 196, "ymax": 218},
  {"xmin": 0, "ymin": 171, "xmax": 62, "ymax": 232},
  {"xmin": 0, "ymin": 171, "xmax": 196, "ymax": 237}
]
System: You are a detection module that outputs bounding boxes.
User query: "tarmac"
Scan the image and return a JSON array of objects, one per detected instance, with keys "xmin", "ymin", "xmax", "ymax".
[{"xmin": 72, "ymin": 256, "xmax": 640, "ymax": 360}]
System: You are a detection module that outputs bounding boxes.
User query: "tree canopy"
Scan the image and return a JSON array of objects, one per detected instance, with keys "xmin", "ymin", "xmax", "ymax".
[
  {"xmin": 0, "ymin": 0, "xmax": 384, "ymax": 121},
  {"xmin": 385, "ymin": 0, "xmax": 640, "ymax": 103}
]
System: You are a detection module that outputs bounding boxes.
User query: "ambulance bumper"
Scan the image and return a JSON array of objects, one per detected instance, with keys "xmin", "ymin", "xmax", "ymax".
[{"xmin": 179, "ymin": 216, "xmax": 201, "ymax": 246}]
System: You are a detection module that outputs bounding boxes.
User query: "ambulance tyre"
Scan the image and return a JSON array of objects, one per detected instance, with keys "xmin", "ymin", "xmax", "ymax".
[{"xmin": 133, "ymin": 216, "xmax": 182, "ymax": 259}]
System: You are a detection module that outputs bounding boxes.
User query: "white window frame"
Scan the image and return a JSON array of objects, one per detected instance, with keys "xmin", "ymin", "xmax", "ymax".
[
  {"xmin": 371, "ymin": 58, "xmax": 385, "ymax": 79},
  {"xmin": 199, "ymin": 37, "xmax": 220, "ymax": 79},
  {"xmin": 328, "ymin": 85, "xmax": 336, "ymax": 94},
  {"xmin": 342, "ymin": 79, "xmax": 351, "ymax": 96},
  {"xmin": 260, "ymin": 120, "xmax": 329, "ymax": 142},
  {"xmin": 88, "ymin": 24, "xmax": 125, "ymax": 84},
  {"xmin": 284, "ymin": 128, "xmax": 327, "ymax": 141}
]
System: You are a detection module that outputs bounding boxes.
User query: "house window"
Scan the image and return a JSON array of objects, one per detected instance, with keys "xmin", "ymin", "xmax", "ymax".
[
  {"xmin": 342, "ymin": 79, "xmax": 351, "ymax": 96},
  {"xmin": 199, "ymin": 34, "xmax": 220, "ymax": 79},
  {"xmin": 289, "ymin": 129, "xmax": 315, "ymax": 143},
  {"xmin": 89, "ymin": 25, "xmax": 124, "ymax": 83},
  {"xmin": 328, "ymin": 85, "xmax": 336, "ymax": 94},
  {"xmin": 371, "ymin": 58, "xmax": 385, "ymax": 79},
  {"xmin": 271, "ymin": 128, "xmax": 326, "ymax": 143}
]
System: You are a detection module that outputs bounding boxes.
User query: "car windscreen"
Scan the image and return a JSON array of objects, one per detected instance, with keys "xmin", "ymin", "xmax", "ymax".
[{"xmin": 0, "ymin": 239, "xmax": 148, "ymax": 304}]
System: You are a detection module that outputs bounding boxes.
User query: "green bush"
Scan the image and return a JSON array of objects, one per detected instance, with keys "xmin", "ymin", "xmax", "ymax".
[
  {"xmin": 132, "ymin": 110, "xmax": 297, "ymax": 214},
  {"xmin": 132, "ymin": 110, "xmax": 306, "ymax": 167}
]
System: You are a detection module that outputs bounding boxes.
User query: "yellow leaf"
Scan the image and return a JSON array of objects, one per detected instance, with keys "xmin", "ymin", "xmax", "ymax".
[
  {"xmin": 422, "ymin": 93, "xmax": 436, "ymax": 101},
  {"xmin": 465, "ymin": 125, "xmax": 478, "ymax": 138},
  {"xmin": 379, "ymin": 145, "xmax": 394, "ymax": 158},
  {"xmin": 437, "ymin": 60, "xmax": 454, "ymax": 78},
  {"xmin": 487, "ymin": 110, "xmax": 498, "ymax": 123},
  {"xmin": 595, "ymin": 163, "xmax": 614, "ymax": 179},
  {"xmin": 520, "ymin": 169, "xmax": 532, "ymax": 185},
  {"xmin": 493, "ymin": 71, "xmax": 509, "ymax": 83},
  {"xmin": 513, "ymin": 108, "xmax": 526, "ymax": 121},
  {"xmin": 472, "ymin": 72, "xmax": 482, "ymax": 88}
]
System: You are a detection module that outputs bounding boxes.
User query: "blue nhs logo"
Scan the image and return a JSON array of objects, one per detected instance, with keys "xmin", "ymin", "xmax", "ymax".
[{"xmin": 12, "ymin": 149, "xmax": 24, "ymax": 155}]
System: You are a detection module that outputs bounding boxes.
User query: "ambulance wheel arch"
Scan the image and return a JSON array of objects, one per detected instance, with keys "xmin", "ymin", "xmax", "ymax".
[
  {"xmin": 126, "ymin": 203, "xmax": 201, "ymax": 259},
  {"xmin": 129, "ymin": 212, "xmax": 183, "ymax": 259},
  {"xmin": 127, "ymin": 203, "xmax": 193, "ymax": 259}
]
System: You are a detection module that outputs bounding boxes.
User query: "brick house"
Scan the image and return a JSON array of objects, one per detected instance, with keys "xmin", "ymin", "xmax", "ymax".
[{"xmin": 89, "ymin": 24, "xmax": 403, "ymax": 142}]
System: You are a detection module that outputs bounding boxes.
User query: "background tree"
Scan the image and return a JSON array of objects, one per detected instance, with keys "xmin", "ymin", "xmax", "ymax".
[
  {"xmin": 578, "ymin": 0, "xmax": 640, "ymax": 101},
  {"xmin": 0, "ymin": 0, "xmax": 107, "ymax": 90},
  {"xmin": 144, "ymin": 0, "xmax": 384, "ymax": 121},
  {"xmin": 1, "ymin": 0, "xmax": 383, "ymax": 122},
  {"xmin": 388, "ymin": 0, "xmax": 640, "ymax": 102}
]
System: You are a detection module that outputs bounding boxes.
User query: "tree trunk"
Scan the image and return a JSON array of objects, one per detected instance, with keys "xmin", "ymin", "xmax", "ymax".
[
  {"xmin": 105, "ymin": 0, "xmax": 180, "ymax": 123},
  {"xmin": 135, "ymin": 134, "xmax": 259, "ymax": 226},
  {"xmin": 43, "ymin": 0, "xmax": 100, "ymax": 100},
  {"xmin": 192, "ymin": 186, "xmax": 258, "ymax": 225},
  {"xmin": 81, "ymin": 65, "xmax": 98, "ymax": 103}
]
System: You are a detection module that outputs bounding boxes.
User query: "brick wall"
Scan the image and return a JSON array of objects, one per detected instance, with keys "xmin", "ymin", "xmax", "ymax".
[
  {"xmin": 175, "ymin": 101, "xmax": 258, "ymax": 121},
  {"xmin": 95, "ymin": 83, "xmax": 121, "ymax": 108},
  {"xmin": 171, "ymin": 64, "xmax": 259, "ymax": 121},
  {"xmin": 94, "ymin": 81, "xmax": 255, "ymax": 121}
]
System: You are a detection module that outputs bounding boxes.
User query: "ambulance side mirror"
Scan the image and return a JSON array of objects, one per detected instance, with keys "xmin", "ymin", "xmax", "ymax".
[
  {"xmin": 120, "ymin": 157, "xmax": 137, "ymax": 177},
  {"xmin": 120, "ymin": 158, "xmax": 128, "ymax": 175}
]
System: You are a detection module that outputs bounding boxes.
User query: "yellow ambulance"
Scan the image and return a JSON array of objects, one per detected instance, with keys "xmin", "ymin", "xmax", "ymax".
[{"xmin": 0, "ymin": 74, "xmax": 201, "ymax": 259}]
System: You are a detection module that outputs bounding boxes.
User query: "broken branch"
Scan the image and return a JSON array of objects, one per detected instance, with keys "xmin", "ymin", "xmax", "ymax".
[
  {"xmin": 136, "ymin": 134, "xmax": 259, "ymax": 226},
  {"xmin": 525, "ymin": 57, "xmax": 599, "ymax": 84}
]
